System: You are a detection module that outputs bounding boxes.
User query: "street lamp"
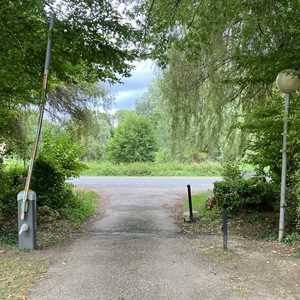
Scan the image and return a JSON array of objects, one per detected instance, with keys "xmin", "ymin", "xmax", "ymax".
[{"xmin": 276, "ymin": 69, "xmax": 300, "ymax": 242}]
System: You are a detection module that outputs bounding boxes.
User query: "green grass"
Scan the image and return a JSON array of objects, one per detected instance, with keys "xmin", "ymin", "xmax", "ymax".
[
  {"xmin": 183, "ymin": 191, "xmax": 221, "ymax": 234},
  {"xmin": 184, "ymin": 191, "xmax": 213, "ymax": 211},
  {"xmin": 60, "ymin": 190, "xmax": 99, "ymax": 228},
  {"xmin": 81, "ymin": 160, "xmax": 222, "ymax": 177}
]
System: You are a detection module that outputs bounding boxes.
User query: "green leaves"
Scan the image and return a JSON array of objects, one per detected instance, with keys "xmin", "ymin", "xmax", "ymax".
[
  {"xmin": 107, "ymin": 113, "xmax": 157, "ymax": 163},
  {"xmin": 39, "ymin": 128, "xmax": 85, "ymax": 179}
]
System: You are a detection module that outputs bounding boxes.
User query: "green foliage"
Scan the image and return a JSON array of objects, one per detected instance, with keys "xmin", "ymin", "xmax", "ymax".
[
  {"xmin": 136, "ymin": 80, "xmax": 173, "ymax": 160},
  {"xmin": 140, "ymin": 53, "xmax": 245, "ymax": 161},
  {"xmin": 107, "ymin": 113, "xmax": 157, "ymax": 163},
  {"xmin": 60, "ymin": 190, "xmax": 98, "ymax": 228},
  {"xmin": 66, "ymin": 110, "xmax": 113, "ymax": 161},
  {"xmin": 31, "ymin": 159, "xmax": 71, "ymax": 210},
  {"xmin": 0, "ymin": 165, "xmax": 26, "ymax": 220},
  {"xmin": 39, "ymin": 129, "xmax": 85, "ymax": 179},
  {"xmin": 183, "ymin": 191, "xmax": 220, "ymax": 234},
  {"xmin": 214, "ymin": 177, "xmax": 278, "ymax": 213},
  {"xmin": 0, "ymin": 1, "xmax": 143, "ymax": 152},
  {"xmin": 82, "ymin": 160, "xmax": 222, "ymax": 177},
  {"xmin": 221, "ymin": 161, "xmax": 242, "ymax": 182},
  {"xmin": 0, "ymin": 0, "xmax": 142, "ymax": 104},
  {"xmin": 30, "ymin": 128, "xmax": 85, "ymax": 210},
  {"xmin": 294, "ymin": 170, "xmax": 300, "ymax": 231},
  {"xmin": 243, "ymin": 91, "xmax": 300, "ymax": 230},
  {"xmin": 142, "ymin": 0, "xmax": 300, "ymax": 96},
  {"xmin": 283, "ymin": 232, "xmax": 300, "ymax": 246}
]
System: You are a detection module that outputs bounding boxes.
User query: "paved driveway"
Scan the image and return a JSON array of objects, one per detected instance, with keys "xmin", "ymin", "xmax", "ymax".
[{"xmin": 29, "ymin": 177, "xmax": 298, "ymax": 300}]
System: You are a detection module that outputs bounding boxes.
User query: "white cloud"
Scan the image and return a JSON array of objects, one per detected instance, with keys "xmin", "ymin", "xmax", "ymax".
[{"xmin": 107, "ymin": 59, "xmax": 157, "ymax": 110}]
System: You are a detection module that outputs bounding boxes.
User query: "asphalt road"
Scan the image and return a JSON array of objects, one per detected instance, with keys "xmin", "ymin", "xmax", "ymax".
[{"xmin": 28, "ymin": 176, "xmax": 295, "ymax": 300}]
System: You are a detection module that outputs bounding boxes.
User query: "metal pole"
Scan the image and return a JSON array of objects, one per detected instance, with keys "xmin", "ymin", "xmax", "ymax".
[
  {"xmin": 222, "ymin": 208, "xmax": 228, "ymax": 250},
  {"xmin": 187, "ymin": 185, "xmax": 193, "ymax": 222},
  {"xmin": 20, "ymin": 13, "xmax": 55, "ymax": 220},
  {"xmin": 278, "ymin": 93, "xmax": 290, "ymax": 242}
]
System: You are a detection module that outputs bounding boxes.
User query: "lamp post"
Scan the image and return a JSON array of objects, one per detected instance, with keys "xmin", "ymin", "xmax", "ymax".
[{"xmin": 276, "ymin": 69, "xmax": 300, "ymax": 242}]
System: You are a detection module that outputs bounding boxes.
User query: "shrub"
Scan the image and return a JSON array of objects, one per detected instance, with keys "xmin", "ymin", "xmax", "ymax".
[
  {"xmin": 107, "ymin": 113, "xmax": 157, "ymax": 163},
  {"xmin": 214, "ymin": 177, "xmax": 278, "ymax": 213},
  {"xmin": 30, "ymin": 129, "xmax": 85, "ymax": 211},
  {"xmin": 294, "ymin": 169, "xmax": 300, "ymax": 231},
  {"xmin": 222, "ymin": 161, "xmax": 242, "ymax": 182},
  {"xmin": 31, "ymin": 159, "xmax": 73, "ymax": 210},
  {"xmin": 0, "ymin": 165, "xmax": 25, "ymax": 219},
  {"xmin": 39, "ymin": 129, "xmax": 85, "ymax": 179}
]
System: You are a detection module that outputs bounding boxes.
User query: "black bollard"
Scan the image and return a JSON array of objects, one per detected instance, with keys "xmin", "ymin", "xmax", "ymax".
[
  {"xmin": 187, "ymin": 185, "xmax": 193, "ymax": 222},
  {"xmin": 222, "ymin": 208, "xmax": 228, "ymax": 251}
]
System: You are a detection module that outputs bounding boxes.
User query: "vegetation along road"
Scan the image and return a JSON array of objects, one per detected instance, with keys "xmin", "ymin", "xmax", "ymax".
[{"xmin": 28, "ymin": 177, "xmax": 299, "ymax": 300}]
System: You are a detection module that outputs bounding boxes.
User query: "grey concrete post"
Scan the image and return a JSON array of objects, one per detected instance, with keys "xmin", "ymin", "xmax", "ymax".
[{"xmin": 17, "ymin": 191, "xmax": 37, "ymax": 250}]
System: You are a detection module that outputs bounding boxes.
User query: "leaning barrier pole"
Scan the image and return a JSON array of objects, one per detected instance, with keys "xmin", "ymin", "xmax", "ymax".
[{"xmin": 18, "ymin": 13, "xmax": 55, "ymax": 250}]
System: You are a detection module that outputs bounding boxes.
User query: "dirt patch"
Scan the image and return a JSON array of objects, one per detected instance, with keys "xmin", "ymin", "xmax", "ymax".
[
  {"xmin": 0, "ymin": 249, "xmax": 48, "ymax": 300},
  {"xmin": 188, "ymin": 236, "xmax": 300, "ymax": 299}
]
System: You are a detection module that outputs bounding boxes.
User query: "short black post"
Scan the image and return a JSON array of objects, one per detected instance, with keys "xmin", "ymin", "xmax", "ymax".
[
  {"xmin": 187, "ymin": 185, "xmax": 193, "ymax": 222},
  {"xmin": 222, "ymin": 208, "xmax": 228, "ymax": 251}
]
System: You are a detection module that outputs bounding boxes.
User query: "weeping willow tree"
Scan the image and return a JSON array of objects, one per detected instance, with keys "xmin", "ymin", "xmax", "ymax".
[
  {"xmin": 141, "ymin": 0, "xmax": 300, "ymax": 91},
  {"xmin": 135, "ymin": 0, "xmax": 300, "ymax": 160},
  {"xmin": 158, "ymin": 49, "xmax": 245, "ymax": 160}
]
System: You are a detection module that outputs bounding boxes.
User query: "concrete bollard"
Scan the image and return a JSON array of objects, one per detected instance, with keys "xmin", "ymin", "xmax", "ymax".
[{"xmin": 17, "ymin": 191, "xmax": 37, "ymax": 250}]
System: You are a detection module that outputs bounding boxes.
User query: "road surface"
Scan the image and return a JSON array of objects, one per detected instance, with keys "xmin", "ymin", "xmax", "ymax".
[{"xmin": 29, "ymin": 177, "xmax": 299, "ymax": 300}]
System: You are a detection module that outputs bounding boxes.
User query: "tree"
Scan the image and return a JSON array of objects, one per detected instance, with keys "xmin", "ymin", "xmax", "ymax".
[
  {"xmin": 107, "ymin": 113, "xmax": 157, "ymax": 163},
  {"xmin": 66, "ymin": 110, "xmax": 113, "ymax": 161},
  {"xmin": 140, "ymin": 0, "xmax": 300, "ymax": 98},
  {"xmin": 242, "ymin": 91, "xmax": 300, "ymax": 230},
  {"xmin": 0, "ymin": 0, "xmax": 143, "ymax": 149}
]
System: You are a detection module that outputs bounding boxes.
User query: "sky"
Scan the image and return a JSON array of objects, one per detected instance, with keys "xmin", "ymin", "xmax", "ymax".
[{"xmin": 106, "ymin": 60, "xmax": 157, "ymax": 110}]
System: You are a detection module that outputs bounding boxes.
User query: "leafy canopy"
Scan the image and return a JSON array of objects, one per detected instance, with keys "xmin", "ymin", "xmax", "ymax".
[{"xmin": 0, "ymin": 0, "xmax": 143, "ymax": 109}]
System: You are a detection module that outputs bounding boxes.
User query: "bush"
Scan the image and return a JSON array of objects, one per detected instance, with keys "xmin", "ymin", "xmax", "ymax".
[
  {"xmin": 222, "ymin": 161, "xmax": 242, "ymax": 182},
  {"xmin": 30, "ymin": 129, "xmax": 85, "ymax": 210},
  {"xmin": 214, "ymin": 177, "xmax": 278, "ymax": 213},
  {"xmin": 107, "ymin": 113, "xmax": 157, "ymax": 163},
  {"xmin": 31, "ymin": 159, "xmax": 74, "ymax": 210},
  {"xmin": 39, "ymin": 129, "xmax": 85, "ymax": 179},
  {"xmin": 294, "ymin": 169, "xmax": 300, "ymax": 231},
  {"xmin": 0, "ymin": 129, "xmax": 86, "ymax": 219},
  {"xmin": 0, "ymin": 165, "xmax": 25, "ymax": 219}
]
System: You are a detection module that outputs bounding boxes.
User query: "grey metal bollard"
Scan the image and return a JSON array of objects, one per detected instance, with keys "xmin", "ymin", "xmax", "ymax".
[{"xmin": 17, "ymin": 191, "xmax": 37, "ymax": 250}]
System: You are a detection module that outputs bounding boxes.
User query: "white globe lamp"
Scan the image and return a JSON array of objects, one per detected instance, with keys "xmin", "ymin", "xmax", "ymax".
[{"xmin": 276, "ymin": 69, "xmax": 300, "ymax": 93}]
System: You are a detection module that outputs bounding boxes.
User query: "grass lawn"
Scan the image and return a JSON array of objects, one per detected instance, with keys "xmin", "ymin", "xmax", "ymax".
[
  {"xmin": 0, "ymin": 189, "xmax": 99, "ymax": 300},
  {"xmin": 81, "ymin": 160, "xmax": 223, "ymax": 177},
  {"xmin": 183, "ymin": 191, "xmax": 221, "ymax": 234}
]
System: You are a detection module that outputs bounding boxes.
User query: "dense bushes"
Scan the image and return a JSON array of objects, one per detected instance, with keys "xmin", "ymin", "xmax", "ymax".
[
  {"xmin": 242, "ymin": 92, "xmax": 300, "ymax": 231},
  {"xmin": 213, "ymin": 162, "xmax": 278, "ymax": 213},
  {"xmin": 31, "ymin": 129, "xmax": 85, "ymax": 211},
  {"xmin": 214, "ymin": 177, "xmax": 278, "ymax": 213},
  {"xmin": 0, "ymin": 128, "xmax": 85, "ymax": 223},
  {"xmin": 0, "ymin": 165, "xmax": 25, "ymax": 220}
]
